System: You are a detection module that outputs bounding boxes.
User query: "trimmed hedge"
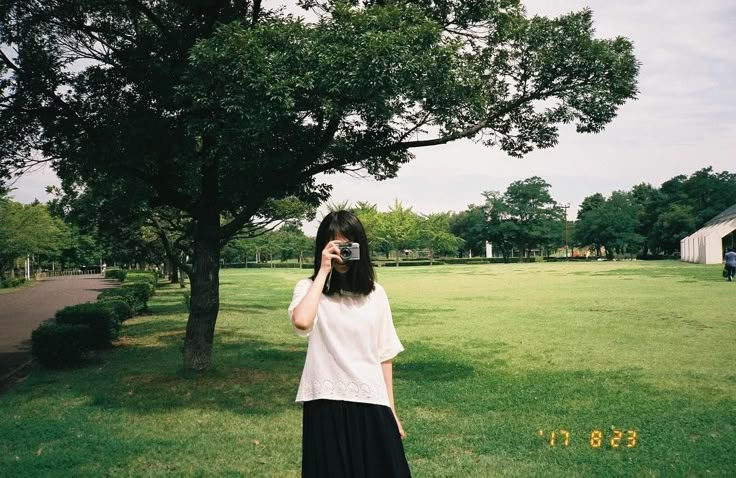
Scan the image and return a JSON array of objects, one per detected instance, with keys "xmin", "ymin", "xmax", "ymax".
[
  {"xmin": 125, "ymin": 271, "xmax": 158, "ymax": 290},
  {"xmin": 99, "ymin": 299, "xmax": 134, "ymax": 322},
  {"xmin": 31, "ymin": 322, "xmax": 92, "ymax": 369},
  {"xmin": 55, "ymin": 302, "xmax": 121, "ymax": 349},
  {"xmin": 374, "ymin": 257, "xmax": 542, "ymax": 266},
  {"xmin": 122, "ymin": 282, "xmax": 152, "ymax": 309},
  {"xmin": 98, "ymin": 288, "xmax": 144, "ymax": 314},
  {"xmin": 230, "ymin": 262, "xmax": 304, "ymax": 269},
  {"xmin": 104, "ymin": 268, "xmax": 127, "ymax": 281},
  {"xmin": 382, "ymin": 260, "xmax": 436, "ymax": 267},
  {"xmin": 30, "ymin": 269, "xmax": 158, "ymax": 370}
]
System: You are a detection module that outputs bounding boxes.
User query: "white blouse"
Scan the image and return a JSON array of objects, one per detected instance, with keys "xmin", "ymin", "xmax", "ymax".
[{"xmin": 288, "ymin": 278, "xmax": 405, "ymax": 408}]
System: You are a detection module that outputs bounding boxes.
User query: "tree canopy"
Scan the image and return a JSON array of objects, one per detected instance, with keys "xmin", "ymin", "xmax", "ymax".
[
  {"xmin": 0, "ymin": 194, "xmax": 70, "ymax": 279},
  {"xmin": 0, "ymin": 0, "xmax": 640, "ymax": 370}
]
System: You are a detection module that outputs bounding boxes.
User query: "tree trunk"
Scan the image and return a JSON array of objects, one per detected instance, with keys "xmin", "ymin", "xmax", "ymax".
[
  {"xmin": 184, "ymin": 213, "xmax": 220, "ymax": 371},
  {"xmin": 183, "ymin": 155, "xmax": 221, "ymax": 372}
]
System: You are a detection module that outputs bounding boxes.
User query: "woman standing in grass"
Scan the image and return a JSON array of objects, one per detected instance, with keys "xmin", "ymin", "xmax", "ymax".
[{"xmin": 288, "ymin": 210, "xmax": 411, "ymax": 477}]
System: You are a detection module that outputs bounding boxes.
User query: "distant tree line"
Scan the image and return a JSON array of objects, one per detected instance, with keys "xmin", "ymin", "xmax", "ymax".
[
  {"xmin": 575, "ymin": 167, "xmax": 736, "ymax": 258},
  {"xmin": 0, "ymin": 190, "xmax": 82, "ymax": 284},
  {"xmin": 4, "ymin": 166, "xmax": 733, "ymax": 284},
  {"xmin": 449, "ymin": 167, "xmax": 736, "ymax": 261}
]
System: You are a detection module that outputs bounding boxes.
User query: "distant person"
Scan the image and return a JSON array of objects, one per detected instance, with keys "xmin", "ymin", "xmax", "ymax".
[
  {"xmin": 725, "ymin": 248, "xmax": 736, "ymax": 282},
  {"xmin": 288, "ymin": 210, "xmax": 411, "ymax": 477},
  {"xmin": 101, "ymin": 262, "xmax": 107, "ymax": 278}
]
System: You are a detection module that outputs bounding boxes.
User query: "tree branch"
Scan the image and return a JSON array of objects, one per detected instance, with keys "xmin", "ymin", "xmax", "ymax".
[
  {"xmin": 126, "ymin": 0, "xmax": 172, "ymax": 38},
  {"xmin": 219, "ymin": 204, "xmax": 255, "ymax": 243}
]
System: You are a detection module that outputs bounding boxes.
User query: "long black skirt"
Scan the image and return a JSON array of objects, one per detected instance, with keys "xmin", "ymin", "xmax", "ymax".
[{"xmin": 301, "ymin": 399, "xmax": 412, "ymax": 478}]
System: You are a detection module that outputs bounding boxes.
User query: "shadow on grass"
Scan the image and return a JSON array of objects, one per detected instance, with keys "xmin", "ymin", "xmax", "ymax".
[
  {"xmin": 2, "ymin": 329, "xmax": 736, "ymax": 476},
  {"xmin": 570, "ymin": 265, "xmax": 725, "ymax": 283},
  {"xmin": 25, "ymin": 332, "xmax": 306, "ymax": 418},
  {"xmin": 145, "ymin": 295, "xmax": 284, "ymax": 318},
  {"xmin": 145, "ymin": 301, "xmax": 188, "ymax": 317},
  {"xmin": 218, "ymin": 303, "xmax": 283, "ymax": 315},
  {"xmin": 396, "ymin": 341, "xmax": 478, "ymax": 382},
  {"xmin": 393, "ymin": 306, "xmax": 456, "ymax": 316}
]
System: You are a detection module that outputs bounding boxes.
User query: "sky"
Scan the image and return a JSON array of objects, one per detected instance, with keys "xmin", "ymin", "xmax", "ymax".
[{"xmin": 7, "ymin": 0, "xmax": 736, "ymax": 237}]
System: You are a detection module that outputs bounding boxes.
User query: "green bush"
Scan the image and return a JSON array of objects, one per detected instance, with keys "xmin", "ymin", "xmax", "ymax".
[
  {"xmin": 1, "ymin": 277, "xmax": 26, "ymax": 288},
  {"xmin": 386, "ymin": 261, "xmax": 434, "ymax": 267},
  {"xmin": 125, "ymin": 271, "xmax": 158, "ymax": 290},
  {"xmin": 98, "ymin": 288, "xmax": 143, "ymax": 314},
  {"xmin": 98, "ymin": 299, "xmax": 134, "ymax": 322},
  {"xmin": 128, "ymin": 279, "xmax": 155, "ymax": 296},
  {"xmin": 31, "ymin": 322, "xmax": 92, "ymax": 369},
  {"xmin": 55, "ymin": 303, "xmax": 121, "ymax": 349},
  {"xmin": 122, "ymin": 282, "xmax": 151, "ymax": 309},
  {"xmin": 240, "ymin": 262, "xmax": 302, "ymax": 269},
  {"xmin": 104, "ymin": 268, "xmax": 127, "ymax": 281}
]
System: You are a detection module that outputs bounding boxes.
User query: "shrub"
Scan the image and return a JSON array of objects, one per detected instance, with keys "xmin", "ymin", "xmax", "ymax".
[
  {"xmin": 55, "ymin": 303, "xmax": 121, "ymax": 349},
  {"xmin": 122, "ymin": 282, "xmax": 151, "ymax": 309},
  {"xmin": 104, "ymin": 268, "xmax": 127, "ymax": 281},
  {"xmin": 239, "ymin": 262, "xmax": 302, "ymax": 269},
  {"xmin": 98, "ymin": 288, "xmax": 143, "ymax": 314},
  {"xmin": 1, "ymin": 277, "xmax": 26, "ymax": 288},
  {"xmin": 31, "ymin": 322, "xmax": 92, "ymax": 369},
  {"xmin": 98, "ymin": 299, "xmax": 134, "ymax": 322},
  {"xmin": 125, "ymin": 271, "xmax": 158, "ymax": 290}
]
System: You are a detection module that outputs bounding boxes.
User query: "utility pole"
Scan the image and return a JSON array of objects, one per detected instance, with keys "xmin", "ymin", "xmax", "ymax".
[{"xmin": 562, "ymin": 204, "xmax": 570, "ymax": 258}]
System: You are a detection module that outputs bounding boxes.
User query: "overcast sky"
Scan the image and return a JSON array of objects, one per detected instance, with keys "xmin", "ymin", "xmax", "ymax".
[{"xmin": 7, "ymin": 0, "xmax": 735, "ymax": 237}]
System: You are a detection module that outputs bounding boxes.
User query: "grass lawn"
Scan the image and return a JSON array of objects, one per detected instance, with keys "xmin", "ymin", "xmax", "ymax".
[{"xmin": 1, "ymin": 261, "xmax": 734, "ymax": 477}]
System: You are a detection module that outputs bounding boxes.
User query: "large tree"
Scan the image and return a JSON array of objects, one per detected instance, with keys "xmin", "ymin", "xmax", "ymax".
[
  {"xmin": 480, "ymin": 192, "xmax": 517, "ymax": 261},
  {"xmin": 415, "ymin": 212, "xmax": 464, "ymax": 263},
  {"xmin": 575, "ymin": 191, "xmax": 643, "ymax": 259},
  {"xmin": 371, "ymin": 199, "xmax": 420, "ymax": 265},
  {"xmin": 496, "ymin": 176, "xmax": 563, "ymax": 258},
  {"xmin": 449, "ymin": 205, "xmax": 489, "ymax": 258},
  {"xmin": 1, "ymin": 0, "xmax": 640, "ymax": 371}
]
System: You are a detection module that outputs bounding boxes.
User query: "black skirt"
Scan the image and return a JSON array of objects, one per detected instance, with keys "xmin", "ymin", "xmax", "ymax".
[{"xmin": 301, "ymin": 399, "xmax": 412, "ymax": 478}]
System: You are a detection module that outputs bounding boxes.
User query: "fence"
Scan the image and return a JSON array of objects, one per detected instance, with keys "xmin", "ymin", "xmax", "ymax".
[{"xmin": 36, "ymin": 267, "xmax": 102, "ymax": 278}]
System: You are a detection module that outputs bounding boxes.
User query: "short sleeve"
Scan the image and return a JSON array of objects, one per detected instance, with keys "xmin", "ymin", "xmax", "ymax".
[
  {"xmin": 288, "ymin": 279, "xmax": 316, "ymax": 337},
  {"xmin": 376, "ymin": 286, "xmax": 405, "ymax": 362}
]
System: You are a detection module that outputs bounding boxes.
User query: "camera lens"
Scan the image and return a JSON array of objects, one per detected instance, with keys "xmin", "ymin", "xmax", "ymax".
[{"xmin": 341, "ymin": 247, "xmax": 352, "ymax": 258}]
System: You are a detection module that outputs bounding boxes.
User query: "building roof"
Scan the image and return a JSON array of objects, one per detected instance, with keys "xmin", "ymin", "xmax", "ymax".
[{"xmin": 704, "ymin": 203, "xmax": 736, "ymax": 227}]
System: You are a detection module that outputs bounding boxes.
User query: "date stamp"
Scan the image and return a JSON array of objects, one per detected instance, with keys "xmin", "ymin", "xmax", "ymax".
[{"xmin": 538, "ymin": 428, "xmax": 638, "ymax": 448}]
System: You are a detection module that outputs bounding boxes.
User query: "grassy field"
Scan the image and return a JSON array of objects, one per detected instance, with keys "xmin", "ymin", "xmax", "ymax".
[{"xmin": 1, "ymin": 261, "xmax": 734, "ymax": 477}]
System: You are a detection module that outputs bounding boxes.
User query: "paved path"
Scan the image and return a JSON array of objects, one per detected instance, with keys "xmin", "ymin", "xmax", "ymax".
[{"xmin": 0, "ymin": 275, "xmax": 119, "ymax": 391}]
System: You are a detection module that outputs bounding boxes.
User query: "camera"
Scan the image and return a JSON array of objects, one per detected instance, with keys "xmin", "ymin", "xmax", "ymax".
[{"xmin": 338, "ymin": 242, "xmax": 360, "ymax": 261}]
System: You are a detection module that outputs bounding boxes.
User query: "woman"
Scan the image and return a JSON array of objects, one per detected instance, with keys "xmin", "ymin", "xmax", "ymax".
[{"xmin": 288, "ymin": 210, "xmax": 412, "ymax": 477}]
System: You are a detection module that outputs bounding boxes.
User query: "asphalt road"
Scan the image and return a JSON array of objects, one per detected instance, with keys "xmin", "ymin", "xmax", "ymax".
[{"xmin": 0, "ymin": 275, "xmax": 119, "ymax": 392}]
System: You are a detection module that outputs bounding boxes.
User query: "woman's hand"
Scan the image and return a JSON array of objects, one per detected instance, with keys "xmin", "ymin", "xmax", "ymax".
[
  {"xmin": 393, "ymin": 412, "xmax": 406, "ymax": 440},
  {"xmin": 320, "ymin": 240, "xmax": 344, "ymax": 273}
]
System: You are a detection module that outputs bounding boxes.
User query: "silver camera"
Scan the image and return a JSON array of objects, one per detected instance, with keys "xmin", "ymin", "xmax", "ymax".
[{"xmin": 338, "ymin": 242, "xmax": 360, "ymax": 261}]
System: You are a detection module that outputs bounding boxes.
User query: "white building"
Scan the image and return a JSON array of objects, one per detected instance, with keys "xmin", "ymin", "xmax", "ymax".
[{"xmin": 680, "ymin": 204, "xmax": 736, "ymax": 264}]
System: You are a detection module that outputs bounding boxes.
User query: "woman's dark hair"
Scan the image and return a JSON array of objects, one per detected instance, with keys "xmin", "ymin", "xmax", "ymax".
[{"xmin": 310, "ymin": 210, "xmax": 376, "ymax": 296}]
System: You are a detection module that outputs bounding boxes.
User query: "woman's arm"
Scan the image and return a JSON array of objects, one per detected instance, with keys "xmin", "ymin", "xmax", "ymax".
[
  {"xmin": 292, "ymin": 269, "xmax": 330, "ymax": 331},
  {"xmin": 381, "ymin": 359, "xmax": 406, "ymax": 440}
]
